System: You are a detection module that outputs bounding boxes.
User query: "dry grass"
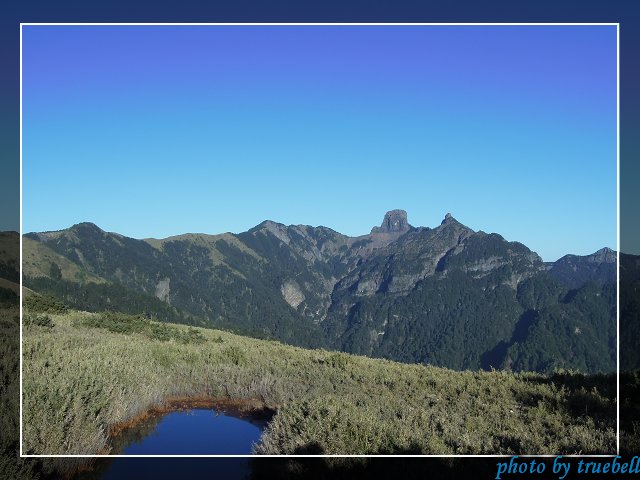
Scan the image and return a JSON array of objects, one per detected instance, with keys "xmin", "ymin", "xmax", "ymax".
[{"xmin": 22, "ymin": 310, "xmax": 616, "ymax": 457}]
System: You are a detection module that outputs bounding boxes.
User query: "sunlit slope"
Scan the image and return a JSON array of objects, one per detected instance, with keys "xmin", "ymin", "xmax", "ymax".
[{"xmin": 23, "ymin": 309, "xmax": 616, "ymax": 456}]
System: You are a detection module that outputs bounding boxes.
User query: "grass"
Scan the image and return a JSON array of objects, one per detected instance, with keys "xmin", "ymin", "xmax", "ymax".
[
  {"xmin": 73, "ymin": 311, "xmax": 206, "ymax": 345},
  {"xmin": 22, "ymin": 310, "xmax": 616, "ymax": 458},
  {"xmin": 0, "ymin": 305, "xmax": 43, "ymax": 479}
]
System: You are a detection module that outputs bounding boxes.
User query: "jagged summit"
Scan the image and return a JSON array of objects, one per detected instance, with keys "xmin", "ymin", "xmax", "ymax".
[{"xmin": 371, "ymin": 209, "xmax": 412, "ymax": 234}]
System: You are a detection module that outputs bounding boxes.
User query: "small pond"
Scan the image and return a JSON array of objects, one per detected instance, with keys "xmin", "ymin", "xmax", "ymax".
[
  {"xmin": 79, "ymin": 408, "xmax": 269, "ymax": 479},
  {"xmin": 113, "ymin": 408, "xmax": 268, "ymax": 455}
]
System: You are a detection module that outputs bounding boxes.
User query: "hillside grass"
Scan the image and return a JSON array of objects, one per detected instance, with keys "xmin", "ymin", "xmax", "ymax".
[
  {"xmin": 21, "ymin": 236, "xmax": 106, "ymax": 285},
  {"xmin": 22, "ymin": 310, "xmax": 616, "ymax": 457}
]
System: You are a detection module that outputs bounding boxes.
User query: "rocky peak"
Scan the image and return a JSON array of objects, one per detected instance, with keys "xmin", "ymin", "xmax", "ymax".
[
  {"xmin": 371, "ymin": 210, "xmax": 411, "ymax": 234},
  {"xmin": 589, "ymin": 247, "xmax": 617, "ymax": 263},
  {"xmin": 257, "ymin": 220, "xmax": 291, "ymax": 245},
  {"xmin": 441, "ymin": 213, "xmax": 454, "ymax": 225},
  {"xmin": 74, "ymin": 222, "xmax": 102, "ymax": 230}
]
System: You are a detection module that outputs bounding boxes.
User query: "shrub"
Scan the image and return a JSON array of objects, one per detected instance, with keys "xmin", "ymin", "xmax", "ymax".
[
  {"xmin": 24, "ymin": 313, "xmax": 54, "ymax": 328},
  {"xmin": 23, "ymin": 294, "xmax": 67, "ymax": 314},
  {"xmin": 74, "ymin": 312, "xmax": 207, "ymax": 345},
  {"xmin": 176, "ymin": 328, "xmax": 207, "ymax": 345},
  {"xmin": 222, "ymin": 345, "xmax": 246, "ymax": 366},
  {"xmin": 326, "ymin": 352, "xmax": 350, "ymax": 370}
]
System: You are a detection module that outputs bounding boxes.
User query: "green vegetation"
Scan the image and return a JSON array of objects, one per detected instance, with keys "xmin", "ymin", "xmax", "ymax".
[
  {"xmin": 23, "ymin": 310, "xmax": 616, "ymax": 458},
  {"xmin": 23, "ymin": 225, "xmax": 325, "ymax": 349},
  {"xmin": 75, "ymin": 311, "xmax": 206, "ymax": 345},
  {"xmin": 22, "ymin": 217, "xmax": 616, "ymax": 374},
  {"xmin": 24, "ymin": 313, "xmax": 54, "ymax": 328},
  {"xmin": 25, "ymin": 277, "xmax": 200, "ymax": 326},
  {"xmin": 327, "ymin": 271, "xmax": 615, "ymax": 374},
  {"xmin": 0, "ymin": 306, "xmax": 44, "ymax": 479},
  {"xmin": 21, "ymin": 236, "xmax": 106, "ymax": 289},
  {"xmin": 23, "ymin": 293, "xmax": 68, "ymax": 314}
]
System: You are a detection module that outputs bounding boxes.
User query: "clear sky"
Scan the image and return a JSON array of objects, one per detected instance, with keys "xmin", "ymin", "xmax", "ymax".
[{"xmin": 22, "ymin": 25, "xmax": 617, "ymax": 261}]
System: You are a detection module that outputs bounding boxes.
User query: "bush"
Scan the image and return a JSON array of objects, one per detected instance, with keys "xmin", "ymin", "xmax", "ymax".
[
  {"xmin": 23, "ymin": 294, "xmax": 68, "ymax": 314},
  {"xmin": 24, "ymin": 313, "xmax": 54, "ymax": 328},
  {"xmin": 222, "ymin": 345, "xmax": 246, "ymax": 366},
  {"xmin": 176, "ymin": 328, "xmax": 207, "ymax": 345},
  {"xmin": 149, "ymin": 323, "xmax": 173, "ymax": 342},
  {"xmin": 74, "ymin": 311, "xmax": 207, "ymax": 345},
  {"xmin": 326, "ymin": 352, "xmax": 350, "ymax": 370}
]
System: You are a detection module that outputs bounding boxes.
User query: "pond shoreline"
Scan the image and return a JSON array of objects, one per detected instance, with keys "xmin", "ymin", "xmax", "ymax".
[{"xmin": 103, "ymin": 395, "xmax": 277, "ymax": 453}]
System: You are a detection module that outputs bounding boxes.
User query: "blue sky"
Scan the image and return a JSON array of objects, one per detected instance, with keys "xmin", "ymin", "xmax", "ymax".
[{"xmin": 22, "ymin": 25, "xmax": 616, "ymax": 261}]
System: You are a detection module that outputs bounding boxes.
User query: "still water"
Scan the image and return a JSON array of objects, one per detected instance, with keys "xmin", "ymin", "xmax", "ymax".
[
  {"xmin": 116, "ymin": 408, "xmax": 266, "ymax": 455},
  {"xmin": 80, "ymin": 409, "xmax": 267, "ymax": 479}
]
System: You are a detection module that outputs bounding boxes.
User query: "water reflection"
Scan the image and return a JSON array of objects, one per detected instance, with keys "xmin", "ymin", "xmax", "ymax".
[
  {"xmin": 114, "ymin": 408, "xmax": 266, "ymax": 455},
  {"xmin": 77, "ymin": 409, "xmax": 266, "ymax": 479}
]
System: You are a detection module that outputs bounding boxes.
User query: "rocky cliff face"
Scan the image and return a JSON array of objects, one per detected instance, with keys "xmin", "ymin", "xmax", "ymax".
[{"xmin": 371, "ymin": 209, "xmax": 412, "ymax": 234}]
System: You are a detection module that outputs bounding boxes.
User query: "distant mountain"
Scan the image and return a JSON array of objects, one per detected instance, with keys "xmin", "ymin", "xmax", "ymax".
[
  {"xmin": 22, "ymin": 211, "xmax": 618, "ymax": 373},
  {"xmin": 547, "ymin": 247, "xmax": 616, "ymax": 289}
]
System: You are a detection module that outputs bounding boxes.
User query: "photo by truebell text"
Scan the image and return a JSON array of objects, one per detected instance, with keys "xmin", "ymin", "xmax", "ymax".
[{"xmin": 495, "ymin": 456, "xmax": 640, "ymax": 479}]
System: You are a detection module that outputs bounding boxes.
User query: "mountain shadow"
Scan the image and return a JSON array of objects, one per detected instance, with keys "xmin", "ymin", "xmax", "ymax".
[{"xmin": 481, "ymin": 309, "xmax": 538, "ymax": 370}]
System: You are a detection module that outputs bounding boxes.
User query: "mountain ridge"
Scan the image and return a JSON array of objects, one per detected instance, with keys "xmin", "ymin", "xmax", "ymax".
[
  {"xmin": 21, "ymin": 210, "xmax": 617, "ymax": 373},
  {"xmin": 26, "ymin": 214, "xmax": 615, "ymax": 264}
]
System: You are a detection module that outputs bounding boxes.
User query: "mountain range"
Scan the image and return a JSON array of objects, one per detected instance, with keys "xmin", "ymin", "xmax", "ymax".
[{"xmin": 17, "ymin": 210, "xmax": 620, "ymax": 373}]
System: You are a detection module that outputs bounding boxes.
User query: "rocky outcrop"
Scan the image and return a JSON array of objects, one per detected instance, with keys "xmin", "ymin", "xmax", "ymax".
[
  {"xmin": 155, "ymin": 277, "xmax": 171, "ymax": 303},
  {"xmin": 371, "ymin": 210, "xmax": 411, "ymax": 234},
  {"xmin": 281, "ymin": 280, "xmax": 305, "ymax": 309}
]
